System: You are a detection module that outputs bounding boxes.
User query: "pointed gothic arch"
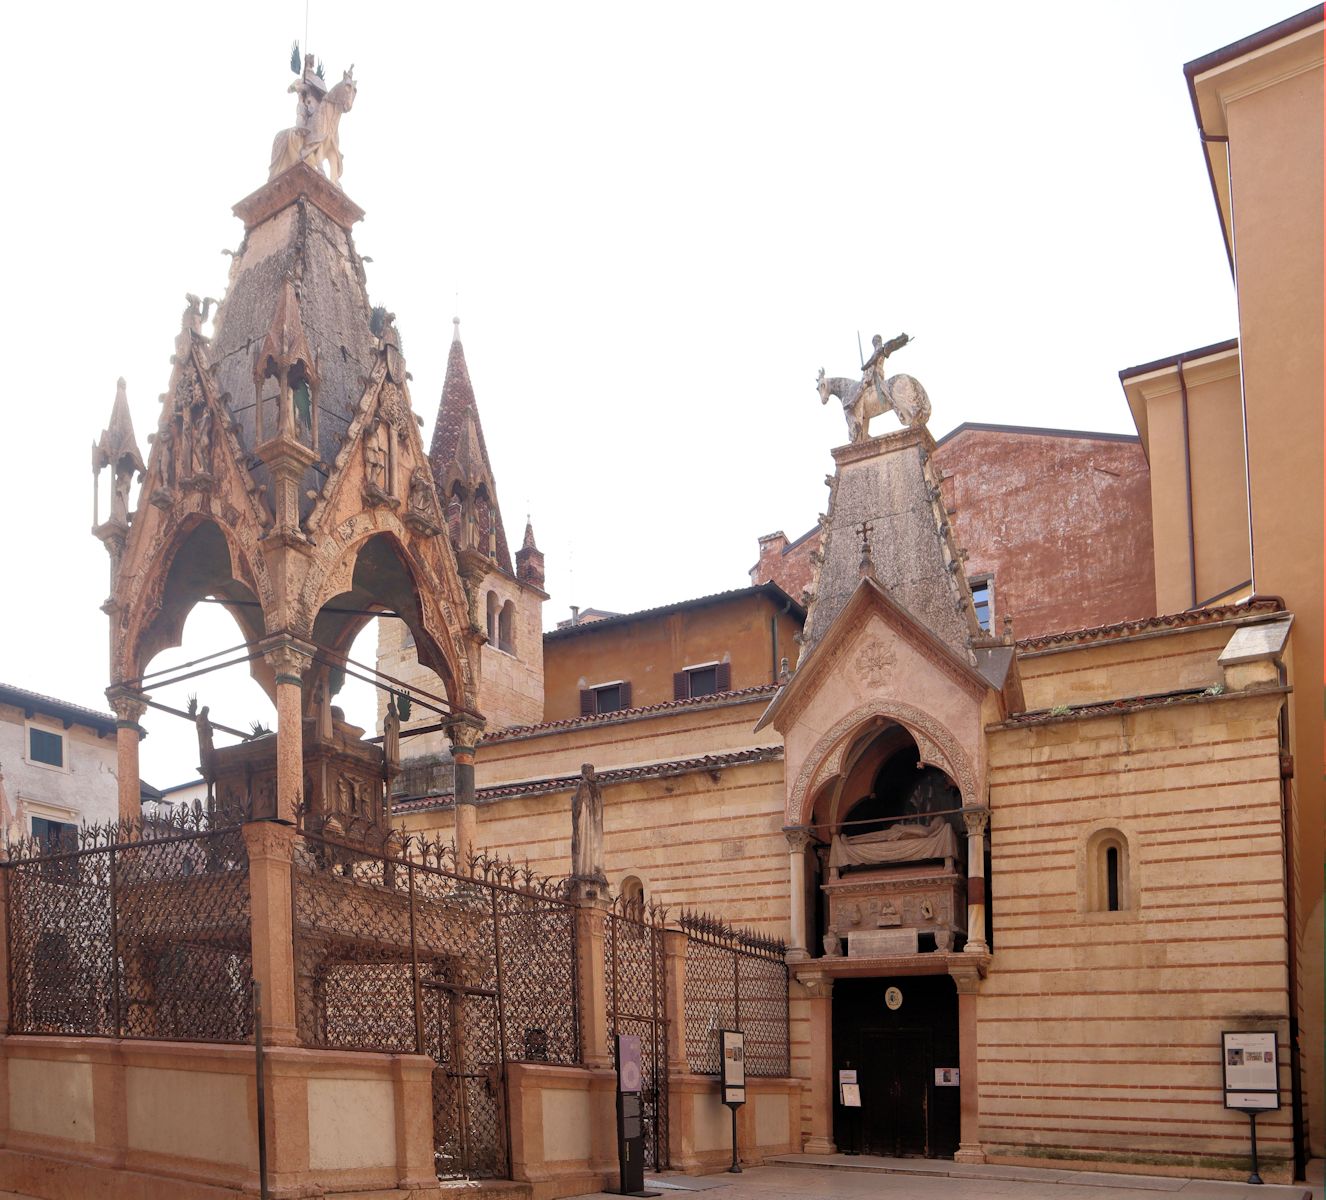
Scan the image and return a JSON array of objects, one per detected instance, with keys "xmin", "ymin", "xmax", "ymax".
[
  {"xmin": 117, "ymin": 515, "xmax": 268, "ymax": 688},
  {"xmin": 307, "ymin": 530, "xmax": 469, "ymax": 710},
  {"xmin": 788, "ymin": 698, "xmax": 977, "ymax": 828}
]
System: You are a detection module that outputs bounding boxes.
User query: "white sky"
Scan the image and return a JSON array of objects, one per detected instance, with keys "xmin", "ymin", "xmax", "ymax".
[{"xmin": 0, "ymin": 1, "xmax": 1296, "ymax": 789}]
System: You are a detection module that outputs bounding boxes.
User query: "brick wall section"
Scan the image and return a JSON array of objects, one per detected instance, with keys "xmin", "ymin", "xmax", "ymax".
[
  {"xmin": 750, "ymin": 529, "xmax": 821, "ymax": 602},
  {"xmin": 983, "ymin": 690, "xmax": 1292, "ymax": 1174},
  {"xmin": 933, "ymin": 427, "xmax": 1157, "ymax": 640}
]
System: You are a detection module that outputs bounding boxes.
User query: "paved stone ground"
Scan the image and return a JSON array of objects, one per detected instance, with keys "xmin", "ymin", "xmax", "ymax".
[{"xmin": 571, "ymin": 1155, "xmax": 1322, "ymax": 1200}]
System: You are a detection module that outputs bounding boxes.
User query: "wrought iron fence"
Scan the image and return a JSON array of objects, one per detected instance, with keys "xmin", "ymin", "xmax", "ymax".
[
  {"xmin": 290, "ymin": 823, "xmax": 579, "ymax": 1179},
  {"xmin": 605, "ymin": 894, "xmax": 670, "ymax": 1171},
  {"xmin": 5, "ymin": 806, "xmax": 253, "ymax": 1044},
  {"xmin": 679, "ymin": 910, "xmax": 790, "ymax": 1078}
]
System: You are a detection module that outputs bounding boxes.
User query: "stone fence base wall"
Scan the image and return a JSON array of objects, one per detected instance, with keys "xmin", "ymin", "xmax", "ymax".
[{"xmin": 0, "ymin": 1035, "xmax": 435, "ymax": 1198}]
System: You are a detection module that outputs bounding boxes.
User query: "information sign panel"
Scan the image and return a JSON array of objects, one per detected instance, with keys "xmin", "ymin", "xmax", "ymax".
[
  {"xmin": 720, "ymin": 1029, "xmax": 746, "ymax": 1105},
  {"xmin": 840, "ymin": 1082, "xmax": 861, "ymax": 1107},
  {"xmin": 1222, "ymin": 1031, "xmax": 1279, "ymax": 1111}
]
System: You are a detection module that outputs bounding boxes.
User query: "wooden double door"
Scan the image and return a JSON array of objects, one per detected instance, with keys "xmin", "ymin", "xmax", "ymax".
[{"xmin": 832, "ymin": 975, "xmax": 960, "ymax": 1159}]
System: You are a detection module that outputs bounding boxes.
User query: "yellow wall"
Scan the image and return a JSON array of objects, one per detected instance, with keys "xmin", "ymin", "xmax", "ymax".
[
  {"xmin": 543, "ymin": 593, "xmax": 802, "ymax": 722},
  {"xmin": 1188, "ymin": 23, "xmax": 1324, "ymax": 1158},
  {"xmin": 985, "ymin": 690, "xmax": 1292, "ymax": 1176}
]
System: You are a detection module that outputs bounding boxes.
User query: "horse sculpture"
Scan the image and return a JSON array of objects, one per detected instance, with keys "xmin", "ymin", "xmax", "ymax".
[
  {"xmin": 269, "ymin": 68, "xmax": 357, "ymax": 186},
  {"xmin": 816, "ymin": 365, "xmax": 931, "ymax": 443}
]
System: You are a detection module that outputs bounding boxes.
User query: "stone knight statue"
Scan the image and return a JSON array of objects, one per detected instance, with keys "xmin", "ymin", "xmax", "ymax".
[{"xmin": 269, "ymin": 53, "xmax": 358, "ymax": 186}]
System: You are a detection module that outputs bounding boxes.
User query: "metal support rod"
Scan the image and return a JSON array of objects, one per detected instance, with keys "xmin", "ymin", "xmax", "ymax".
[
  {"xmin": 727, "ymin": 1103, "xmax": 741, "ymax": 1173},
  {"xmin": 490, "ymin": 886, "xmax": 512, "ymax": 1178},
  {"xmin": 253, "ymin": 980, "xmax": 270, "ymax": 1200},
  {"xmin": 408, "ymin": 863, "xmax": 424, "ymax": 1056},
  {"xmin": 108, "ymin": 845, "xmax": 122, "ymax": 1038},
  {"xmin": 1247, "ymin": 1111, "xmax": 1263, "ymax": 1185}
]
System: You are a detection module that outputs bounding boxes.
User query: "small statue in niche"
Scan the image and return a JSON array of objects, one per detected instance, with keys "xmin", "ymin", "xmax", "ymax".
[
  {"xmin": 109, "ymin": 461, "xmax": 134, "ymax": 526},
  {"xmin": 189, "ymin": 402, "xmax": 213, "ymax": 476},
  {"xmin": 876, "ymin": 898, "xmax": 902, "ymax": 928},
  {"xmin": 409, "ymin": 467, "xmax": 435, "ymax": 517},
  {"xmin": 364, "ymin": 423, "xmax": 387, "ymax": 490}
]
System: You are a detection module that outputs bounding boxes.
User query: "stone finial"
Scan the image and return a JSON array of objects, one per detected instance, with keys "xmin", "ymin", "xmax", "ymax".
[
  {"xmin": 452, "ymin": 316, "xmax": 461, "ymax": 343},
  {"xmin": 94, "ymin": 378, "xmax": 147, "ymax": 530},
  {"xmin": 516, "ymin": 518, "xmax": 545, "ymax": 589},
  {"xmin": 857, "ymin": 520, "xmax": 876, "ymax": 578}
]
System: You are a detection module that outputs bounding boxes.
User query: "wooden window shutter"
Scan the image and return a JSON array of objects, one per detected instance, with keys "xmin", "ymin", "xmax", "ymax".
[
  {"xmin": 716, "ymin": 662, "xmax": 732, "ymax": 692},
  {"xmin": 673, "ymin": 672, "xmax": 688, "ymax": 700},
  {"xmin": 580, "ymin": 689, "xmax": 595, "ymax": 716},
  {"xmin": 619, "ymin": 681, "xmax": 633, "ymax": 709}
]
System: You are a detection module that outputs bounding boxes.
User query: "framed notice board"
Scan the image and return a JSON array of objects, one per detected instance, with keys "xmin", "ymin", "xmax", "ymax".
[
  {"xmin": 720, "ymin": 1029, "xmax": 746, "ymax": 1105},
  {"xmin": 1222, "ymin": 1030, "xmax": 1279, "ymax": 1111}
]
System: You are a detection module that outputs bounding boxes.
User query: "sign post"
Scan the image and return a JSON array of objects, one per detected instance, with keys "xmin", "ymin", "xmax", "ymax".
[
  {"xmin": 611, "ymin": 1033, "xmax": 658, "ymax": 1197},
  {"xmin": 1222, "ymin": 1030, "xmax": 1279, "ymax": 1185},
  {"xmin": 838, "ymin": 1067, "xmax": 861, "ymax": 1155},
  {"xmin": 720, "ymin": 1029, "xmax": 746, "ymax": 1174}
]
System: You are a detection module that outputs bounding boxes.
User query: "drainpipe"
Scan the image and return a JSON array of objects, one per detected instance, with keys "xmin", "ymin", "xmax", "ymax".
[
  {"xmin": 1275, "ymin": 657, "xmax": 1306, "ymax": 1180},
  {"xmin": 1177, "ymin": 355, "xmax": 1198, "ymax": 609}
]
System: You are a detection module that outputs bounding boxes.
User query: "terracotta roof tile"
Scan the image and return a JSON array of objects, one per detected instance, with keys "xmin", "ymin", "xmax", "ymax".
[
  {"xmin": 1014, "ymin": 599, "xmax": 1283, "ymax": 653},
  {"xmin": 481, "ymin": 684, "xmax": 780, "ymax": 744},
  {"xmin": 394, "ymin": 745, "xmax": 784, "ymax": 813}
]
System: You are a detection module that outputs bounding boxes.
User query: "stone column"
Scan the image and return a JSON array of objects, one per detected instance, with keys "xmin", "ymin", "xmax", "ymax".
[
  {"xmin": 801, "ymin": 973, "xmax": 836, "ymax": 1154},
  {"xmin": 950, "ymin": 961, "xmax": 985, "ymax": 1164},
  {"xmin": 244, "ymin": 820, "xmax": 299, "ymax": 1046},
  {"xmin": 963, "ymin": 807, "xmax": 990, "ymax": 955},
  {"xmin": 783, "ymin": 827, "xmax": 812, "ymax": 962},
  {"xmin": 661, "ymin": 928, "xmax": 689, "ymax": 1075},
  {"xmin": 108, "ymin": 693, "xmax": 147, "ymax": 823},
  {"xmin": 450, "ymin": 720, "xmax": 482, "ymax": 862},
  {"xmin": 262, "ymin": 640, "xmax": 312, "ymax": 823},
  {"xmin": 574, "ymin": 900, "xmax": 612, "ymax": 1069}
]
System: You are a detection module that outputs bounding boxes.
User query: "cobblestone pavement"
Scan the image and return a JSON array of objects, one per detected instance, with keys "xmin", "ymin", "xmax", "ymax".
[{"xmin": 572, "ymin": 1155, "xmax": 1320, "ymax": 1200}]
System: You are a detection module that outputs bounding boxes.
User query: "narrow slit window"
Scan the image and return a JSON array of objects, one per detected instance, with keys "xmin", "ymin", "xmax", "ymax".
[{"xmin": 1106, "ymin": 845, "xmax": 1120, "ymax": 911}]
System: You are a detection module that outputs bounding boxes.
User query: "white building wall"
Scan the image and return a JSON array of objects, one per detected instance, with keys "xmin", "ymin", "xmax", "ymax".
[{"xmin": 0, "ymin": 699, "xmax": 118, "ymax": 841}]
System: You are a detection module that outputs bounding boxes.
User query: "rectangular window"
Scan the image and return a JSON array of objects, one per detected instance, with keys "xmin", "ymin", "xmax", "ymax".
[
  {"xmin": 31, "ymin": 816, "xmax": 77, "ymax": 848},
  {"xmin": 28, "ymin": 727, "xmax": 64, "ymax": 769},
  {"xmin": 580, "ymin": 681, "xmax": 632, "ymax": 716},
  {"xmin": 970, "ymin": 577, "xmax": 993, "ymax": 633},
  {"xmin": 674, "ymin": 662, "xmax": 732, "ymax": 700}
]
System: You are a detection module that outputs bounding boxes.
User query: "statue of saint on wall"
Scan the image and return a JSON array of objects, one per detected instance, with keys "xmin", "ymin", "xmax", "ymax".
[{"xmin": 570, "ymin": 763, "xmax": 606, "ymax": 884}]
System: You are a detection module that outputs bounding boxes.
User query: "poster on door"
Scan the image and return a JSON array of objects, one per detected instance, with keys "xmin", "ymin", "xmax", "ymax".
[{"xmin": 934, "ymin": 1067, "xmax": 960, "ymax": 1087}]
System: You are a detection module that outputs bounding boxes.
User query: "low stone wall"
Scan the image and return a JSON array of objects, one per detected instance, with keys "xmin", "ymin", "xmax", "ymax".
[
  {"xmin": 505, "ymin": 1062, "xmax": 617, "ymax": 1200},
  {"xmin": 668, "ymin": 1073, "xmax": 803, "ymax": 1173},
  {"xmin": 0, "ymin": 1034, "xmax": 436, "ymax": 1198}
]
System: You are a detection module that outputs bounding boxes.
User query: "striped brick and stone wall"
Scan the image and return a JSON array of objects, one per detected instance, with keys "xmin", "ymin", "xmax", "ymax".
[{"xmin": 982, "ymin": 683, "xmax": 1292, "ymax": 1178}]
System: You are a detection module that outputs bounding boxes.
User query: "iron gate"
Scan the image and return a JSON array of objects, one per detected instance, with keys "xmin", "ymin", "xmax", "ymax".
[
  {"xmin": 605, "ymin": 896, "xmax": 669, "ymax": 1170},
  {"xmin": 426, "ymin": 978, "xmax": 505, "ymax": 1178}
]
